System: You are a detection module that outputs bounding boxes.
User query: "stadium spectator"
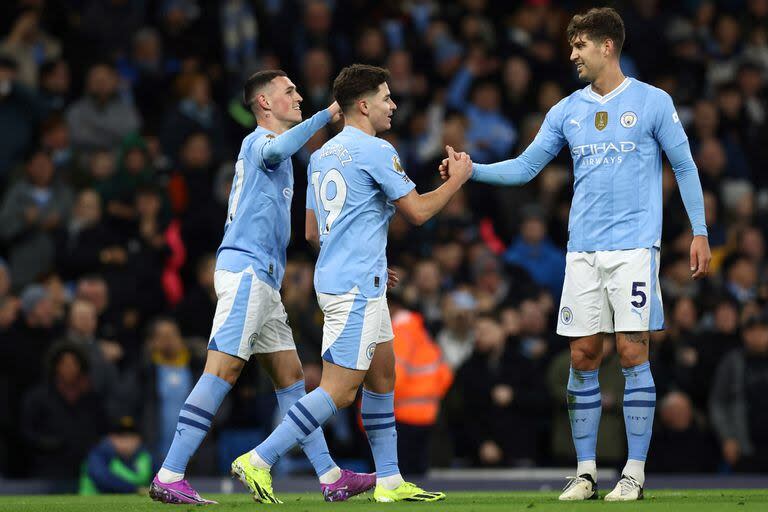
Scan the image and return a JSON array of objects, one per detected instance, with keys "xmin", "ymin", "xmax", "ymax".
[
  {"xmin": 446, "ymin": 52, "xmax": 516, "ymax": 163},
  {"xmin": 0, "ymin": 7, "xmax": 61, "ymax": 88},
  {"xmin": 437, "ymin": 290, "xmax": 477, "ymax": 370},
  {"xmin": 160, "ymin": 73, "xmax": 227, "ymax": 165},
  {"xmin": 649, "ymin": 391, "xmax": 719, "ymax": 473},
  {"xmin": 0, "ymin": 54, "xmax": 41, "ymax": 189},
  {"xmin": 54, "ymin": 189, "xmax": 116, "ymax": 281},
  {"xmin": 710, "ymin": 313, "xmax": 768, "ymax": 472},
  {"xmin": 391, "ymin": 297, "xmax": 453, "ymax": 475},
  {"xmin": 38, "ymin": 58, "xmax": 71, "ymax": 116},
  {"xmin": 502, "ymin": 206, "xmax": 566, "ymax": 299},
  {"xmin": 0, "ymin": 149, "xmax": 73, "ymax": 289},
  {"xmin": 79, "ymin": 415, "xmax": 153, "ymax": 495},
  {"xmin": 131, "ymin": 317, "xmax": 212, "ymax": 471},
  {"xmin": 173, "ymin": 253, "xmax": 216, "ymax": 340},
  {"xmin": 59, "ymin": 299, "xmax": 122, "ymax": 419},
  {"xmin": 20, "ymin": 342, "xmax": 108, "ymax": 478},
  {"xmin": 66, "ymin": 62, "xmax": 141, "ymax": 152}
]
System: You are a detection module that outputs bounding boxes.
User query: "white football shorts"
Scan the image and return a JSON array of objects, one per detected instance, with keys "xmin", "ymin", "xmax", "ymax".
[
  {"xmin": 208, "ymin": 267, "xmax": 295, "ymax": 360},
  {"xmin": 556, "ymin": 247, "xmax": 663, "ymax": 337},
  {"xmin": 316, "ymin": 288, "xmax": 394, "ymax": 371}
]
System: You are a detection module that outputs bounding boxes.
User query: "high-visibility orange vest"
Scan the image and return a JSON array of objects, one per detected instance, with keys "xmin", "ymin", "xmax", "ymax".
[{"xmin": 392, "ymin": 310, "xmax": 453, "ymax": 426}]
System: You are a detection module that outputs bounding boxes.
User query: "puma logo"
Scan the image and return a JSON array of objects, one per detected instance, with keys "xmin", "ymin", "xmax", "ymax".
[{"xmin": 569, "ymin": 119, "xmax": 581, "ymax": 129}]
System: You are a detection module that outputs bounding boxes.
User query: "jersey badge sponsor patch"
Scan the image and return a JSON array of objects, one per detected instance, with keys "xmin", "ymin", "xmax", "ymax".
[
  {"xmin": 595, "ymin": 111, "xmax": 608, "ymax": 131},
  {"xmin": 392, "ymin": 155, "xmax": 405, "ymax": 174}
]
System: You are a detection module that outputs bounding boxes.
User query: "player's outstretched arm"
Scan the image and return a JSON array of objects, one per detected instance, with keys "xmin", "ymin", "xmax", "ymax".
[
  {"xmin": 438, "ymin": 139, "xmax": 555, "ymax": 186},
  {"xmin": 666, "ymin": 140, "xmax": 711, "ymax": 279},
  {"xmin": 396, "ymin": 146, "xmax": 472, "ymax": 226},
  {"xmin": 260, "ymin": 102, "xmax": 341, "ymax": 166}
]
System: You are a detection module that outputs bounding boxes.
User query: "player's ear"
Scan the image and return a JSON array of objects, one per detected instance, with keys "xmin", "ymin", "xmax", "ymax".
[
  {"xmin": 358, "ymin": 98, "xmax": 369, "ymax": 116},
  {"xmin": 256, "ymin": 93, "xmax": 270, "ymax": 111}
]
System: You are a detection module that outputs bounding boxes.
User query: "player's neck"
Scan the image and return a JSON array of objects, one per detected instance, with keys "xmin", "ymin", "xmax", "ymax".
[
  {"xmin": 590, "ymin": 65, "xmax": 626, "ymax": 97},
  {"xmin": 256, "ymin": 115, "xmax": 291, "ymax": 135},
  {"xmin": 344, "ymin": 116, "xmax": 376, "ymax": 136}
]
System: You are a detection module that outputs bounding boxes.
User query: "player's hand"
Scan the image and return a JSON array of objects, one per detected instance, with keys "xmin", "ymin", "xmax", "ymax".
[
  {"xmin": 327, "ymin": 101, "xmax": 343, "ymax": 123},
  {"xmin": 690, "ymin": 235, "xmax": 711, "ymax": 280},
  {"xmin": 438, "ymin": 146, "xmax": 465, "ymax": 180},
  {"xmin": 445, "ymin": 145, "xmax": 472, "ymax": 184},
  {"xmin": 386, "ymin": 268, "xmax": 399, "ymax": 289}
]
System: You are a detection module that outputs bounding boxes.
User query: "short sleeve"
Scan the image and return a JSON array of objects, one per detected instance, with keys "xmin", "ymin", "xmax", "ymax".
[
  {"xmin": 363, "ymin": 142, "xmax": 416, "ymax": 201},
  {"xmin": 652, "ymin": 89, "xmax": 688, "ymax": 152},
  {"xmin": 532, "ymin": 98, "xmax": 567, "ymax": 156}
]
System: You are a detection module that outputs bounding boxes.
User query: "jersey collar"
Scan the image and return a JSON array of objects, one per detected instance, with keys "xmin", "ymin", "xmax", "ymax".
[{"xmin": 584, "ymin": 77, "xmax": 632, "ymax": 104}]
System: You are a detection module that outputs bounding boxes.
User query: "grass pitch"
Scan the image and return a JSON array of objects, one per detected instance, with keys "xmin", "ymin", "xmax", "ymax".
[{"xmin": 0, "ymin": 490, "xmax": 766, "ymax": 511}]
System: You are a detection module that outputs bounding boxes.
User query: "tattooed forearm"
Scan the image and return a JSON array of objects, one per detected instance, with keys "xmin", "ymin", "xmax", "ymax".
[{"xmin": 624, "ymin": 332, "xmax": 648, "ymax": 345}]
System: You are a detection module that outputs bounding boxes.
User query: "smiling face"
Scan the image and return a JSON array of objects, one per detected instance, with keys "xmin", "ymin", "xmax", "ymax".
[
  {"xmin": 261, "ymin": 75, "xmax": 303, "ymax": 126},
  {"xmin": 569, "ymin": 33, "xmax": 608, "ymax": 82},
  {"xmin": 364, "ymin": 82, "xmax": 397, "ymax": 133}
]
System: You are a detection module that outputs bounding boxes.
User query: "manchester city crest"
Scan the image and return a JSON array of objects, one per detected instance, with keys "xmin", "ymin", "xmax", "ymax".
[
  {"xmin": 560, "ymin": 306, "xmax": 574, "ymax": 325},
  {"xmin": 595, "ymin": 111, "xmax": 608, "ymax": 131},
  {"xmin": 620, "ymin": 111, "xmax": 637, "ymax": 128},
  {"xmin": 366, "ymin": 342, "xmax": 376, "ymax": 360}
]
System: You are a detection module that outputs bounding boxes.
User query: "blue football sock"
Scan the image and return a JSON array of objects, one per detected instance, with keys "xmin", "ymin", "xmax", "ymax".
[
  {"xmin": 162, "ymin": 373, "xmax": 231, "ymax": 474},
  {"xmin": 567, "ymin": 367, "xmax": 601, "ymax": 465},
  {"xmin": 275, "ymin": 380, "xmax": 336, "ymax": 476},
  {"xmin": 622, "ymin": 361, "xmax": 655, "ymax": 462},
  {"xmin": 361, "ymin": 389, "xmax": 400, "ymax": 478},
  {"xmin": 256, "ymin": 387, "xmax": 337, "ymax": 466}
]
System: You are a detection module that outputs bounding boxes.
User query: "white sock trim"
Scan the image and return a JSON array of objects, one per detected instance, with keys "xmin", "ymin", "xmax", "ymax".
[
  {"xmin": 318, "ymin": 466, "xmax": 341, "ymax": 484},
  {"xmin": 157, "ymin": 467, "xmax": 184, "ymax": 484},
  {"xmin": 576, "ymin": 460, "xmax": 597, "ymax": 480},
  {"xmin": 377, "ymin": 473, "xmax": 405, "ymax": 490},
  {"xmin": 622, "ymin": 459, "xmax": 646, "ymax": 486},
  {"xmin": 249, "ymin": 449, "xmax": 271, "ymax": 470}
]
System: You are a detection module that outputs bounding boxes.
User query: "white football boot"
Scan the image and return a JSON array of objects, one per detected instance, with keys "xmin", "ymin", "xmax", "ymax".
[
  {"xmin": 558, "ymin": 474, "xmax": 598, "ymax": 501},
  {"xmin": 604, "ymin": 474, "xmax": 644, "ymax": 501}
]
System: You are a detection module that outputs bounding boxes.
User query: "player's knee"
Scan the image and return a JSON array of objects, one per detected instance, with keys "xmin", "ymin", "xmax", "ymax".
[
  {"xmin": 331, "ymin": 388, "xmax": 357, "ymax": 409},
  {"xmin": 570, "ymin": 346, "xmax": 602, "ymax": 369},
  {"xmin": 618, "ymin": 351, "xmax": 647, "ymax": 368}
]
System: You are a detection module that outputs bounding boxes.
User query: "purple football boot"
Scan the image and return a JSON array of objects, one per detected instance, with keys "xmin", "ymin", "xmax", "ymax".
[
  {"xmin": 149, "ymin": 475, "xmax": 218, "ymax": 505},
  {"xmin": 321, "ymin": 469, "xmax": 376, "ymax": 502}
]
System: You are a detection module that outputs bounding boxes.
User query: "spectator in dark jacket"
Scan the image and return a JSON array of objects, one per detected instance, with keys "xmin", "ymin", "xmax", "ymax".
[
  {"xmin": 710, "ymin": 313, "xmax": 768, "ymax": 471},
  {"xmin": 649, "ymin": 391, "xmax": 719, "ymax": 472},
  {"xmin": 20, "ymin": 342, "xmax": 108, "ymax": 478},
  {"xmin": 0, "ymin": 55, "xmax": 41, "ymax": 188},
  {"xmin": 0, "ymin": 149, "xmax": 72, "ymax": 289}
]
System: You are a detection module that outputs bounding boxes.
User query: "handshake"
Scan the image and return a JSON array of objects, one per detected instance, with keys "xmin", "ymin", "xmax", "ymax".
[{"xmin": 439, "ymin": 145, "xmax": 473, "ymax": 183}]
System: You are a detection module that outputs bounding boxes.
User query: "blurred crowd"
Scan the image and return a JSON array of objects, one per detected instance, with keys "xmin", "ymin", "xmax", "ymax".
[{"xmin": 1, "ymin": 0, "xmax": 768, "ymax": 484}]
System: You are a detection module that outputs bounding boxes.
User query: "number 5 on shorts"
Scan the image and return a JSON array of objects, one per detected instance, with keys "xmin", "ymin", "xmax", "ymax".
[{"xmin": 631, "ymin": 281, "xmax": 647, "ymax": 308}]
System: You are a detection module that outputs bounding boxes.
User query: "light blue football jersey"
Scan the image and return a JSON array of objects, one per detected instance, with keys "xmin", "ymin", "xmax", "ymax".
[
  {"xmin": 534, "ymin": 78, "xmax": 687, "ymax": 252},
  {"xmin": 216, "ymin": 126, "xmax": 294, "ymax": 289},
  {"xmin": 307, "ymin": 126, "xmax": 415, "ymax": 298}
]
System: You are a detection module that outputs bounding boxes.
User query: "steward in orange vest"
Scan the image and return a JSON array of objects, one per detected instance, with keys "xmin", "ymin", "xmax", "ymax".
[{"xmin": 391, "ymin": 305, "xmax": 453, "ymax": 474}]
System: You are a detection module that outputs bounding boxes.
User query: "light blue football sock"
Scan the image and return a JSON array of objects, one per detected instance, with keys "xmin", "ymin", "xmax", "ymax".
[
  {"xmin": 361, "ymin": 389, "xmax": 400, "ymax": 478},
  {"xmin": 622, "ymin": 361, "xmax": 655, "ymax": 462},
  {"xmin": 567, "ymin": 367, "xmax": 601, "ymax": 465},
  {"xmin": 275, "ymin": 380, "xmax": 336, "ymax": 476},
  {"xmin": 162, "ymin": 373, "xmax": 231, "ymax": 474},
  {"xmin": 255, "ymin": 387, "xmax": 337, "ymax": 466}
]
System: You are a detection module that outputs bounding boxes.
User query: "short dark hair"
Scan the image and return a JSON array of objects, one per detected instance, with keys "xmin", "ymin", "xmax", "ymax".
[
  {"xmin": 567, "ymin": 7, "xmax": 625, "ymax": 55},
  {"xmin": 243, "ymin": 69, "xmax": 287, "ymax": 107},
  {"xmin": 333, "ymin": 64, "xmax": 390, "ymax": 112}
]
